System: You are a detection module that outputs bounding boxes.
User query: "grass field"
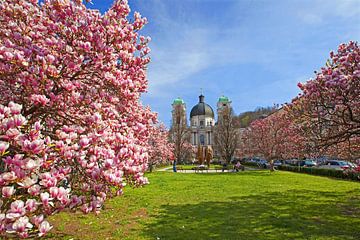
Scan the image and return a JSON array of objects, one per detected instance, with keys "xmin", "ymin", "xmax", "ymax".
[{"xmin": 48, "ymin": 171, "xmax": 360, "ymax": 240}]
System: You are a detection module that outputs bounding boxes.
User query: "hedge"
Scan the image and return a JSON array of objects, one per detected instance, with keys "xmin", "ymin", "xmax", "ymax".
[
  {"xmin": 241, "ymin": 162, "xmax": 267, "ymax": 169},
  {"xmin": 277, "ymin": 165, "xmax": 360, "ymax": 181}
]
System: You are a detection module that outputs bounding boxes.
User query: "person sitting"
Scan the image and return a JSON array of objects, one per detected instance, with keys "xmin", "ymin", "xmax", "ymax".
[{"xmin": 235, "ymin": 161, "xmax": 241, "ymax": 172}]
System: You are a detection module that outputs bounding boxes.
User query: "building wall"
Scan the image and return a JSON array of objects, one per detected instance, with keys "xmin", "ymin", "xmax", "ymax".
[{"xmin": 190, "ymin": 115, "xmax": 214, "ymax": 146}]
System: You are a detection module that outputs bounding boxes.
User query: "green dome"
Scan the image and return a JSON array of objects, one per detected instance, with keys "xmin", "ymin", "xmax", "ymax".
[
  {"xmin": 218, "ymin": 96, "xmax": 230, "ymax": 103},
  {"xmin": 173, "ymin": 97, "xmax": 184, "ymax": 105}
]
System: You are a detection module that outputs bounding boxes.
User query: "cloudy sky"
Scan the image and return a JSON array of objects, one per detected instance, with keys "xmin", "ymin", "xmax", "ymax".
[{"xmin": 91, "ymin": 0, "xmax": 360, "ymax": 126}]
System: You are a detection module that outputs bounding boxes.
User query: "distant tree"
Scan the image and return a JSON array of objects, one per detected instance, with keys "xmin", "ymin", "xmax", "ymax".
[
  {"xmin": 236, "ymin": 106, "xmax": 278, "ymax": 128},
  {"xmin": 214, "ymin": 106, "xmax": 239, "ymax": 163},
  {"xmin": 148, "ymin": 124, "xmax": 174, "ymax": 171},
  {"xmin": 242, "ymin": 110, "xmax": 304, "ymax": 163}
]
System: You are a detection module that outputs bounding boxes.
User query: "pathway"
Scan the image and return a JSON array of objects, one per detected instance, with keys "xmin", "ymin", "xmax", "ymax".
[{"xmin": 155, "ymin": 166, "xmax": 261, "ymax": 173}]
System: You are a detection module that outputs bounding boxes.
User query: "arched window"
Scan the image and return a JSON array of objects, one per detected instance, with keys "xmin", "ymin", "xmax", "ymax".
[{"xmin": 200, "ymin": 134, "xmax": 205, "ymax": 145}]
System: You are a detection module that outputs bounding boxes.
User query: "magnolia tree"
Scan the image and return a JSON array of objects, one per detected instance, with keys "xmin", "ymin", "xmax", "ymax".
[
  {"xmin": 0, "ymin": 0, "xmax": 155, "ymax": 238},
  {"xmin": 148, "ymin": 124, "xmax": 174, "ymax": 171},
  {"xmin": 288, "ymin": 41, "xmax": 359, "ymax": 159},
  {"xmin": 242, "ymin": 109, "xmax": 305, "ymax": 162}
]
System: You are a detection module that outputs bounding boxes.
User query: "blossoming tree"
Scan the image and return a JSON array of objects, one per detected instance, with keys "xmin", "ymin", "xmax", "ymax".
[
  {"xmin": 0, "ymin": 0, "xmax": 155, "ymax": 238},
  {"xmin": 288, "ymin": 41, "xmax": 359, "ymax": 159},
  {"xmin": 148, "ymin": 124, "xmax": 174, "ymax": 171},
  {"xmin": 242, "ymin": 109, "xmax": 305, "ymax": 162}
]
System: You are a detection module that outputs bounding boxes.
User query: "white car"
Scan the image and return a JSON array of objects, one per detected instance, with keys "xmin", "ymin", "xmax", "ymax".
[{"xmin": 318, "ymin": 160, "xmax": 350, "ymax": 170}]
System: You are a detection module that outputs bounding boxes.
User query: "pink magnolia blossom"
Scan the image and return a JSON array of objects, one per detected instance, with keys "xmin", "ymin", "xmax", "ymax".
[
  {"xmin": 22, "ymin": 140, "xmax": 45, "ymax": 155},
  {"xmin": 40, "ymin": 192, "xmax": 53, "ymax": 207},
  {"xmin": 0, "ymin": 0, "xmax": 156, "ymax": 237},
  {"xmin": 2, "ymin": 186, "xmax": 15, "ymax": 198},
  {"xmin": 17, "ymin": 176, "xmax": 38, "ymax": 188},
  {"xmin": 79, "ymin": 137, "xmax": 90, "ymax": 148},
  {"xmin": 12, "ymin": 216, "xmax": 33, "ymax": 233},
  {"xmin": 5, "ymin": 128, "xmax": 20, "ymax": 140},
  {"xmin": 22, "ymin": 158, "xmax": 40, "ymax": 171},
  {"xmin": 1, "ymin": 171, "xmax": 16, "ymax": 181},
  {"xmin": 31, "ymin": 215, "xmax": 44, "ymax": 228},
  {"xmin": 30, "ymin": 95, "xmax": 49, "ymax": 106},
  {"xmin": 38, "ymin": 221, "xmax": 52, "ymax": 237},
  {"xmin": 25, "ymin": 199, "xmax": 38, "ymax": 213},
  {"xmin": 0, "ymin": 141, "xmax": 9, "ymax": 154},
  {"xmin": 7, "ymin": 200, "xmax": 26, "ymax": 219},
  {"xmin": 28, "ymin": 185, "xmax": 41, "ymax": 196},
  {"xmin": 8, "ymin": 102, "xmax": 22, "ymax": 114}
]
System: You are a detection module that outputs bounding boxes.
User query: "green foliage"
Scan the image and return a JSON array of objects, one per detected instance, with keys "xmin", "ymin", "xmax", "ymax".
[
  {"xmin": 277, "ymin": 165, "xmax": 360, "ymax": 181},
  {"xmin": 242, "ymin": 162, "xmax": 267, "ymax": 168},
  {"xmin": 48, "ymin": 171, "xmax": 360, "ymax": 240}
]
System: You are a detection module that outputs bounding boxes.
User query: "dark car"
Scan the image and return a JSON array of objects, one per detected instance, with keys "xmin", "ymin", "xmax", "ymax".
[
  {"xmin": 274, "ymin": 160, "xmax": 284, "ymax": 166},
  {"xmin": 297, "ymin": 160, "xmax": 317, "ymax": 167}
]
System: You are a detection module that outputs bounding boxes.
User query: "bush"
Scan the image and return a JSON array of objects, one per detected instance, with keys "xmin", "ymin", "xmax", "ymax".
[
  {"xmin": 277, "ymin": 165, "xmax": 360, "ymax": 181},
  {"xmin": 241, "ymin": 161, "xmax": 267, "ymax": 169}
]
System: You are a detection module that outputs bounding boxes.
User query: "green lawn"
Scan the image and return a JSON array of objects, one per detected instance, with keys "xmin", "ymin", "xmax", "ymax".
[{"xmin": 48, "ymin": 171, "xmax": 360, "ymax": 240}]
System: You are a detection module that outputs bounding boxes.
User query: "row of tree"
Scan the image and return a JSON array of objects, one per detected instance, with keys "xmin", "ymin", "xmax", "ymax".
[{"xmin": 241, "ymin": 41, "xmax": 359, "ymax": 162}]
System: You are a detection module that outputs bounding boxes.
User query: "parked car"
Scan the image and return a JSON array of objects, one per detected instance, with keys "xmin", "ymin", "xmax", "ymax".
[
  {"xmin": 259, "ymin": 159, "xmax": 269, "ymax": 168},
  {"xmin": 248, "ymin": 158, "xmax": 269, "ymax": 168},
  {"xmin": 345, "ymin": 162, "xmax": 358, "ymax": 169},
  {"xmin": 354, "ymin": 165, "xmax": 360, "ymax": 172},
  {"xmin": 274, "ymin": 160, "xmax": 284, "ymax": 166},
  {"xmin": 249, "ymin": 158, "xmax": 261, "ymax": 163},
  {"xmin": 317, "ymin": 160, "xmax": 351, "ymax": 170},
  {"xmin": 297, "ymin": 160, "xmax": 317, "ymax": 167},
  {"xmin": 284, "ymin": 159, "xmax": 299, "ymax": 166}
]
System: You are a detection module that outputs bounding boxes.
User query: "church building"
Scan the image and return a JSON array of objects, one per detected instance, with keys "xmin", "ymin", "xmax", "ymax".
[{"xmin": 171, "ymin": 94, "xmax": 231, "ymax": 148}]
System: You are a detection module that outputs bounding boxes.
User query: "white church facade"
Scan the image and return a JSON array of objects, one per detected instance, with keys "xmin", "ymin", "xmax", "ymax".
[{"xmin": 171, "ymin": 94, "xmax": 231, "ymax": 148}]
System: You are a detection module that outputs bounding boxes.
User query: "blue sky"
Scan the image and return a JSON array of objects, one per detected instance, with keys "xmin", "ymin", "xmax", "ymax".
[{"xmin": 89, "ymin": 0, "xmax": 360, "ymax": 126}]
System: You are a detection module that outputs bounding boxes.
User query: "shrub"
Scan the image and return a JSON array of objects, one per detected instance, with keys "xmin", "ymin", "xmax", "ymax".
[{"xmin": 277, "ymin": 165, "xmax": 360, "ymax": 181}]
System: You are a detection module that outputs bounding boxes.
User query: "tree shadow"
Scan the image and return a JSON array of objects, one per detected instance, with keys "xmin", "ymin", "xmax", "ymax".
[{"xmin": 142, "ymin": 190, "xmax": 360, "ymax": 240}]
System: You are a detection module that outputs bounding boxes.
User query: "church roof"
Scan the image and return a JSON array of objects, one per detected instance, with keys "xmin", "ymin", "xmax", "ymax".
[
  {"xmin": 218, "ymin": 95, "xmax": 230, "ymax": 103},
  {"xmin": 190, "ymin": 95, "xmax": 214, "ymax": 118},
  {"xmin": 173, "ymin": 97, "xmax": 184, "ymax": 105}
]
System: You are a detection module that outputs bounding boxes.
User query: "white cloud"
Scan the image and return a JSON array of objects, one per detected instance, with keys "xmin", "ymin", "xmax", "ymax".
[
  {"xmin": 139, "ymin": 0, "xmax": 360, "ymax": 125},
  {"xmin": 297, "ymin": 0, "xmax": 360, "ymax": 25}
]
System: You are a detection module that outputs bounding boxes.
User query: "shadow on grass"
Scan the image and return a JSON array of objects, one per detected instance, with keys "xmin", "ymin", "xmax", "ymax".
[{"xmin": 142, "ymin": 190, "xmax": 360, "ymax": 240}]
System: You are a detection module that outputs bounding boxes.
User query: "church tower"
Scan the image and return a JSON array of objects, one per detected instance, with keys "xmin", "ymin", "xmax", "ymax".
[
  {"xmin": 171, "ymin": 97, "xmax": 187, "ymax": 127},
  {"xmin": 217, "ymin": 95, "xmax": 232, "ymax": 120}
]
